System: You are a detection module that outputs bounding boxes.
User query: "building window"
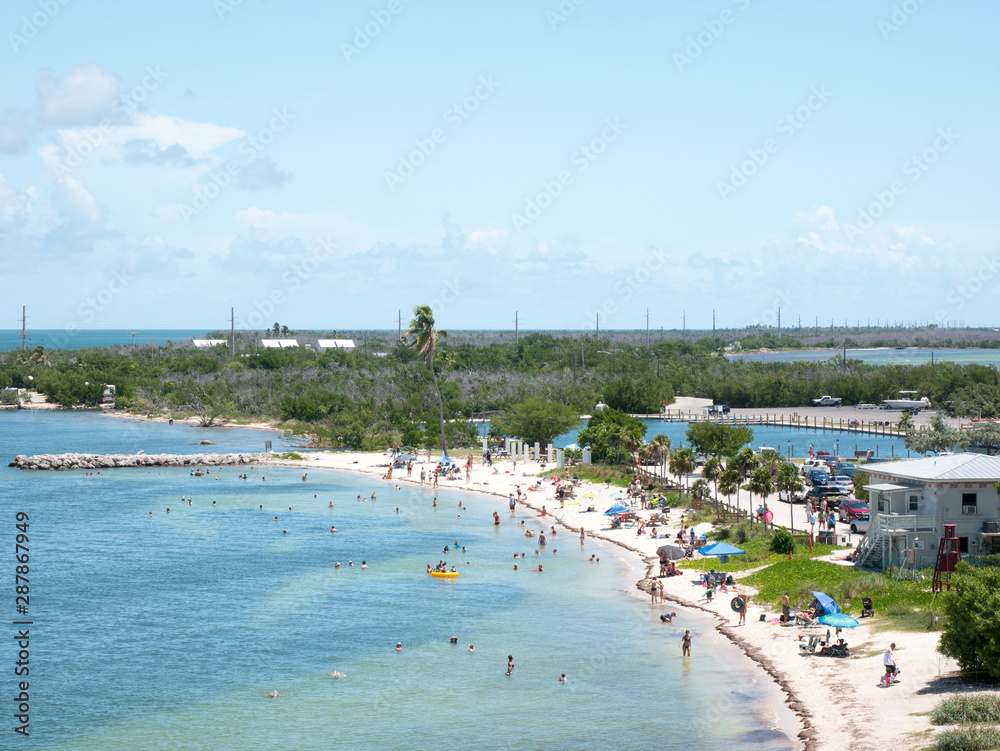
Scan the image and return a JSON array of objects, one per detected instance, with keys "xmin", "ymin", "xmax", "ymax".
[
  {"xmin": 909, "ymin": 495, "xmax": 919, "ymax": 511},
  {"xmin": 877, "ymin": 496, "xmax": 885, "ymax": 513},
  {"xmin": 962, "ymin": 493, "xmax": 977, "ymax": 514}
]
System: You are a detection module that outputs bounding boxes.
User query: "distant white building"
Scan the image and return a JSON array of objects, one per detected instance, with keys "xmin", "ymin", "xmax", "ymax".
[
  {"xmin": 857, "ymin": 454, "xmax": 1000, "ymax": 568},
  {"xmin": 261, "ymin": 339, "xmax": 299, "ymax": 348},
  {"xmin": 317, "ymin": 339, "xmax": 356, "ymax": 350},
  {"xmin": 193, "ymin": 339, "xmax": 228, "ymax": 348}
]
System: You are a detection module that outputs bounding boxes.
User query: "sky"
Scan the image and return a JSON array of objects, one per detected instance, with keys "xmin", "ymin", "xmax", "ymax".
[{"xmin": 0, "ymin": 0, "xmax": 998, "ymax": 335}]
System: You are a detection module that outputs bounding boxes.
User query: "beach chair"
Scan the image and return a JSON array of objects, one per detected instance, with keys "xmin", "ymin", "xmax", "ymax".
[{"xmin": 798, "ymin": 636, "xmax": 821, "ymax": 655}]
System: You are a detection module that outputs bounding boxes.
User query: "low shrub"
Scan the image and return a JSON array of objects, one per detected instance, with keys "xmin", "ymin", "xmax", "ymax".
[
  {"xmin": 931, "ymin": 694, "xmax": 1000, "ymax": 726},
  {"xmin": 936, "ymin": 725, "xmax": 1000, "ymax": 751},
  {"xmin": 770, "ymin": 528, "xmax": 795, "ymax": 555}
]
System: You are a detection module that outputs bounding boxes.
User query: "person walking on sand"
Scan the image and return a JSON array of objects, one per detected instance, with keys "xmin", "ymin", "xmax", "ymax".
[
  {"xmin": 737, "ymin": 592, "xmax": 748, "ymax": 625},
  {"xmin": 681, "ymin": 630, "xmax": 691, "ymax": 657},
  {"xmin": 781, "ymin": 591, "xmax": 791, "ymax": 623}
]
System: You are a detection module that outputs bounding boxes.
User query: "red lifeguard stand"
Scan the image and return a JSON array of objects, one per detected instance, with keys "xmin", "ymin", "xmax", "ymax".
[{"xmin": 932, "ymin": 523, "xmax": 961, "ymax": 593}]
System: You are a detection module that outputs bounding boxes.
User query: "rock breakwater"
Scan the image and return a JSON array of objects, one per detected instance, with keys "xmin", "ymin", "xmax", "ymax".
[{"xmin": 9, "ymin": 453, "xmax": 261, "ymax": 470}]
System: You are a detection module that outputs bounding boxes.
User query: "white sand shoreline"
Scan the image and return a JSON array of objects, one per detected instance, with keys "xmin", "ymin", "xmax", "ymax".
[{"xmin": 254, "ymin": 447, "xmax": 995, "ymax": 751}]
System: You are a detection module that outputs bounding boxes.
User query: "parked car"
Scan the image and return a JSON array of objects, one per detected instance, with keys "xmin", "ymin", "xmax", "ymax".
[
  {"xmin": 807, "ymin": 486, "xmax": 849, "ymax": 502},
  {"xmin": 811, "ymin": 395, "xmax": 843, "ymax": 406},
  {"xmin": 849, "ymin": 515, "xmax": 871, "ymax": 534},
  {"xmin": 838, "ymin": 499, "xmax": 870, "ymax": 523},
  {"xmin": 828, "ymin": 475, "xmax": 854, "ymax": 488},
  {"xmin": 833, "ymin": 462, "xmax": 857, "ymax": 478},
  {"xmin": 815, "ymin": 450, "xmax": 833, "ymax": 458},
  {"xmin": 805, "ymin": 469, "xmax": 831, "ymax": 485},
  {"xmin": 801, "ymin": 458, "xmax": 830, "ymax": 473},
  {"xmin": 708, "ymin": 404, "xmax": 730, "ymax": 415}
]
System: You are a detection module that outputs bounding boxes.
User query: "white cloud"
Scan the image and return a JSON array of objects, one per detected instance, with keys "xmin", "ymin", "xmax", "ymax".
[
  {"xmin": 35, "ymin": 64, "xmax": 120, "ymax": 126},
  {"xmin": 240, "ymin": 158, "xmax": 291, "ymax": 190}
]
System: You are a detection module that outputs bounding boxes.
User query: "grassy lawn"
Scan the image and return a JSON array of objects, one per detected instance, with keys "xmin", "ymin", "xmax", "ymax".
[
  {"xmin": 677, "ymin": 536, "xmax": 846, "ymax": 572},
  {"xmin": 741, "ymin": 558, "xmax": 938, "ymax": 628}
]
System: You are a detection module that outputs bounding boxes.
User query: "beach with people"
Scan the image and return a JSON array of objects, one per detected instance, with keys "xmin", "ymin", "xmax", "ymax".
[{"xmin": 257, "ymin": 441, "xmax": 977, "ymax": 751}]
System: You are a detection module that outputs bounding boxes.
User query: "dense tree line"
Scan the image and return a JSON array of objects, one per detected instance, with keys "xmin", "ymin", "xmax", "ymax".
[{"xmin": 2, "ymin": 333, "xmax": 999, "ymax": 450}]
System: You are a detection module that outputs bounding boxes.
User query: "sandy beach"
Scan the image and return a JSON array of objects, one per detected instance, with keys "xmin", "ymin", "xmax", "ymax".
[{"xmin": 257, "ymin": 444, "xmax": 994, "ymax": 751}]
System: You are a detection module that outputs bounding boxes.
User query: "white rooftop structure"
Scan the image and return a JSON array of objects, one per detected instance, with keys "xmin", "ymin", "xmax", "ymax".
[
  {"xmin": 867, "ymin": 454, "xmax": 1000, "ymax": 483},
  {"xmin": 317, "ymin": 339, "xmax": 356, "ymax": 350},
  {"xmin": 261, "ymin": 339, "xmax": 300, "ymax": 348},
  {"xmin": 193, "ymin": 339, "xmax": 227, "ymax": 348}
]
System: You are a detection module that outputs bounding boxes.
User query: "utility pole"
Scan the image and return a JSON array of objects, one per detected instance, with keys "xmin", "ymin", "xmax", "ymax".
[
  {"xmin": 645, "ymin": 308, "xmax": 649, "ymax": 347},
  {"xmin": 581, "ymin": 340, "xmax": 585, "ymax": 369},
  {"xmin": 21, "ymin": 305, "xmax": 26, "ymax": 351},
  {"xmin": 231, "ymin": 307, "xmax": 235, "ymax": 357},
  {"xmin": 398, "ymin": 309, "xmax": 401, "ymax": 341},
  {"xmin": 595, "ymin": 312, "xmax": 599, "ymax": 341},
  {"xmin": 815, "ymin": 315, "xmax": 818, "ymax": 335},
  {"xmin": 682, "ymin": 310, "xmax": 686, "ymax": 341},
  {"xmin": 515, "ymin": 311, "xmax": 518, "ymax": 345},
  {"xmin": 777, "ymin": 307, "xmax": 781, "ymax": 338}
]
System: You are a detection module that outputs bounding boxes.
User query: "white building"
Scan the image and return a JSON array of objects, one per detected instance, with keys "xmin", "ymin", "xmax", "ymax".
[
  {"xmin": 192, "ymin": 339, "xmax": 228, "ymax": 348},
  {"xmin": 261, "ymin": 339, "xmax": 299, "ymax": 348},
  {"xmin": 857, "ymin": 454, "xmax": 1000, "ymax": 569},
  {"xmin": 317, "ymin": 339, "xmax": 355, "ymax": 350}
]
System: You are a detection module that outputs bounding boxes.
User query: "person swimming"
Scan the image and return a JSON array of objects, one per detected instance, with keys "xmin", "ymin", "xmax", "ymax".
[
  {"xmin": 506, "ymin": 655, "xmax": 515, "ymax": 676},
  {"xmin": 468, "ymin": 644, "xmax": 475, "ymax": 652},
  {"xmin": 395, "ymin": 642, "xmax": 402, "ymax": 652},
  {"xmin": 268, "ymin": 691, "xmax": 281, "ymax": 698},
  {"xmin": 335, "ymin": 562, "xmax": 341, "ymax": 568},
  {"xmin": 361, "ymin": 561, "xmax": 367, "ymax": 569},
  {"xmin": 330, "ymin": 671, "xmax": 345, "ymax": 679},
  {"xmin": 559, "ymin": 673, "xmax": 567, "ymax": 683}
]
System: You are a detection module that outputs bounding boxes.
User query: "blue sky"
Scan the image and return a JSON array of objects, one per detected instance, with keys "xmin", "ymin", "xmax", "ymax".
[{"xmin": 1, "ymin": 0, "xmax": 997, "ymax": 334}]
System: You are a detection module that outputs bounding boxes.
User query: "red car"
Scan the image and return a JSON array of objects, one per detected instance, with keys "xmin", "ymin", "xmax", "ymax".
[{"xmin": 838, "ymin": 499, "xmax": 870, "ymax": 523}]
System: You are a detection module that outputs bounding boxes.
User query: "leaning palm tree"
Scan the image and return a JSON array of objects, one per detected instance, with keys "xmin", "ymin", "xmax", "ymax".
[{"xmin": 405, "ymin": 304, "xmax": 449, "ymax": 458}]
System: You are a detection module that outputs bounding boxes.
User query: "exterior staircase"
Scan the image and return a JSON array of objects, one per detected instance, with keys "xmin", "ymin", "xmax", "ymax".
[{"xmin": 855, "ymin": 514, "xmax": 939, "ymax": 570}]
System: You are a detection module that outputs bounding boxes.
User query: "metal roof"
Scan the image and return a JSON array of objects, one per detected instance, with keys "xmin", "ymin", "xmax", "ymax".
[
  {"xmin": 317, "ymin": 339, "xmax": 356, "ymax": 349},
  {"xmin": 867, "ymin": 454, "xmax": 1000, "ymax": 482},
  {"xmin": 864, "ymin": 483, "xmax": 916, "ymax": 493}
]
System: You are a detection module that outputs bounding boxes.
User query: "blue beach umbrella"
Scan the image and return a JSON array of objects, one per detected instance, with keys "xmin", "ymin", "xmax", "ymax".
[
  {"xmin": 818, "ymin": 613, "xmax": 859, "ymax": 629},
  {"xmin": 609, "ymin": 492, "xmax": 626, "ymax": 499},
  {"xmin": 563, "ymin": 443, "xmax": 581, "ymax": 451},
  {"xmin": 604, "ymin": 504, "xmax": 629, "ymax": 515},
  {"xmin": 811, "ymin": 591, "xmax": 841, "ymax": 616}
]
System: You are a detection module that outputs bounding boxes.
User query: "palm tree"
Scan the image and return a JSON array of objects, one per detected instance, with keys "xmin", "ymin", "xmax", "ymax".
[
  {"xmin": 749, "ymin": 465, "xmax": 776, "ymax": 530},
  {"xmin": 690, "ymin": 479, "xmax": 711, "ymax": 508},
  {"xmin": 271, "ymin": 323, "xmax": 280, "ymax": 336},
  {"xmin": 702, "ymin": 456, "xmax": 722, "ymax": 500},
  {"xmin": 280, "ymin": 325, "xmax": 290, "ymax": 336},
  {"xmin": 670, "ymin": 448, "xmax": 696, "ymax": 499},
  {"xmin": 897, "ymin": 412, "xmax": 914, "ymax": 434},
  {"xmin": 718, "ymin": 468, "xmax": 741, "ymax": 517},
  {"xmin": 777, "ymin": 462, "xmax": 804, "ymax": 532},
  {"xmin": 406, "ymin": 305, "xmax": 449, "ymax": 458},
  {"xmin": 649, "ymin": 434, "xmax": 672, "ymax": 481},
  {"xmin": 27, "ymin": 346, "xmax": 51, "ymax": 368},
  {"xmin": 622, "ymin": 426, "xmax": 645, "ymax": 467}
]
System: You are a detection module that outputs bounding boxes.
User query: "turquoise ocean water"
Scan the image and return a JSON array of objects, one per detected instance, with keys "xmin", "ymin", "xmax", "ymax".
[
  {"xmin": 0, "ymin": 412, "xmax": 798, "ymax": 750},
  {"xmin": 0, "ymin": 330, "xmax": 208, "ymax": 351}
]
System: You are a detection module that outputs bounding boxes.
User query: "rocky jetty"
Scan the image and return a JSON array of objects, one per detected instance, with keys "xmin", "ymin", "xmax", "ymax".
[{"xmin": 8, "ymin": 452, "xmax": 261, "ymax": 470}]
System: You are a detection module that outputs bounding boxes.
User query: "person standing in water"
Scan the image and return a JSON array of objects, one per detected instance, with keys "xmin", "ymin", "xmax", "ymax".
[
  {"xmin": 681, "ymin": 630, "xmax": 692, "ymax": 657},
  {"xmin": 506, "ymin": 655, "xmax": 515, "ymax": 675}
]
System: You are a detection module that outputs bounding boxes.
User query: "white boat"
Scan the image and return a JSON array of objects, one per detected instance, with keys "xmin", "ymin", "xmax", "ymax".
[{"xmin": 882, "ymin": 391, "xmax": 931, "ymax": 411}]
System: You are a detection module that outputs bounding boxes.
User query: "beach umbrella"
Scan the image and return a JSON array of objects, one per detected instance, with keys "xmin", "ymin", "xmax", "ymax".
[
  {"xmin": 563, "ymin": 443, "xmax": 581, "ymax": 450},
  {"xmin": 818, "ymin": 613, "xmax": 859, "ymax": 629},
  {"xmin": 811, "ymin": 591, "xmax": 841, "ymax": 616},
  {"xmin": 691, "ymin": 522, "xmax": 714, "ymax": 538},
  {"xmin": 582, "ymin": 493, "xmax": 597, "ymax": 498},
  {"xmin": 657, "ymin": 544, "xmax": 686, "ymax": 561},
  {"xmin": 604, "ymin": 504, "xmax": 629, "ymax": 515},
  {"xmin": 609, "ymin": 492, "xmax": 626, "ymax": 499}
]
